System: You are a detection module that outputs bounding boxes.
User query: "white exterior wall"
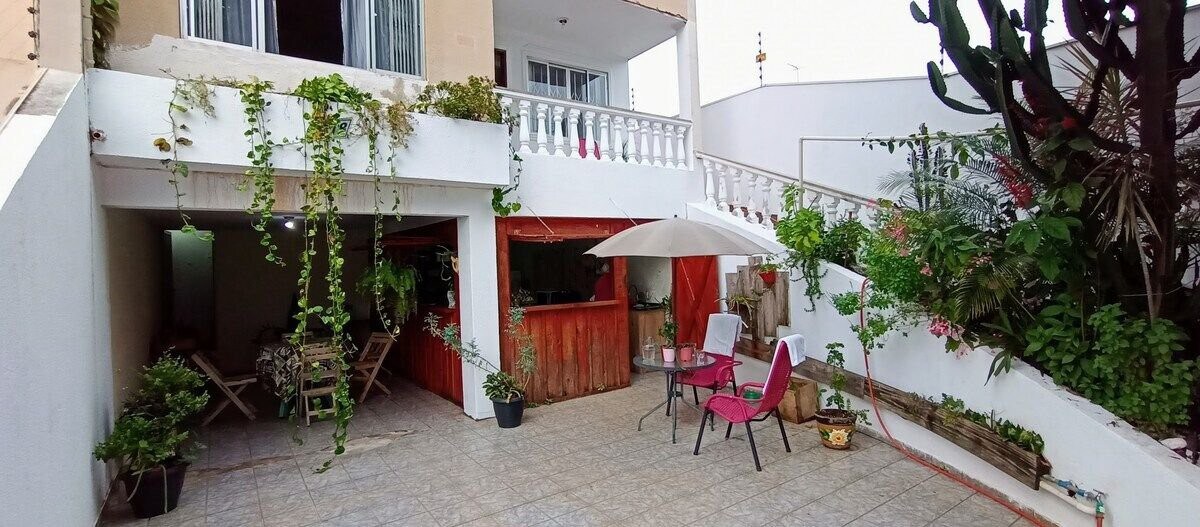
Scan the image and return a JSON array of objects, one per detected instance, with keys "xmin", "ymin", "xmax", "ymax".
[
  {"xmin": 509, "ymin": 154, "xmax": 700, "ymax": 220},
  {"xmin": 0, "ymin": 74, "xmax": 113, "ymax": 526}
]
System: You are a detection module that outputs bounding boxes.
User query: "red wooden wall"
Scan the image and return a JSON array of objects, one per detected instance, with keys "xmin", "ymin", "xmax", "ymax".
[
  {"xmin": 672, "ymin": 256, "xmax": 720, "ymax": 346},
  {"xmin": 394, "ymin": 307, "xmax": 463, "ymax": 405},
  {"xmin": 497, "ymin": 218, "xmax": 633, "ymax": 403}
]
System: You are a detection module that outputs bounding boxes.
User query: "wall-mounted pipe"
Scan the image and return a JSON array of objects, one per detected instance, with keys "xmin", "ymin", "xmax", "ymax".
[{"xmin": 1040, "ymin": 475, "xmax": 1105, "ymax": 525}]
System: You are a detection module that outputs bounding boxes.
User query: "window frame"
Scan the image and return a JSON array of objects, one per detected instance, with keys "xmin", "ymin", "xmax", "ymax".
[
  {"xmin": 178, "ymin": 0, "xmax": 425, "ymax": 78},
  {"xmin": 525, "ymin": 57, "xmax": 610, "ymax": 107}
]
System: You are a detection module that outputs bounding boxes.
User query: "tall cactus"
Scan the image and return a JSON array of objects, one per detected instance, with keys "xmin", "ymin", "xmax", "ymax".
[{"xmin": 911, "ymin": 0, "xmax": 1194, "ymax": 323}]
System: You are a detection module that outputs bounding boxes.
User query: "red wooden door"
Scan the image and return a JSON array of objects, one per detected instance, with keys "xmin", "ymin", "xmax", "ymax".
[{"xmin": 672, "ymin": 256, "xmax": 719, "ymax": 346}]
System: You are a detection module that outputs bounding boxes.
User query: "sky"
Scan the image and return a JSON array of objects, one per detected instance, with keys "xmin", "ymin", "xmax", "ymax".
[{"xmin": 629, "ymin": 0, "xmax": 1081, "ymax": 116}]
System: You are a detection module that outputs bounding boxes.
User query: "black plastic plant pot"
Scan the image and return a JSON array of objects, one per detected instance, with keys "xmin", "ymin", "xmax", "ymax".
[
  {"xmin": 120, "ymin": 461, "xmax": 189, "ymax": 518},
  {"xmin": 492, "ymin": 396, "xmax": 525, "ymax": 428}
]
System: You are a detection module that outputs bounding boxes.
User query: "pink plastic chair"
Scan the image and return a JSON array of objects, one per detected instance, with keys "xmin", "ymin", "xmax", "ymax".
[
  {"xmin": 677, "ymin": 314, "xmax": 743, "ymax": 404},
  {"xmin": 693, "ymin": 339, "xmax": 794, "ymax": 471}
]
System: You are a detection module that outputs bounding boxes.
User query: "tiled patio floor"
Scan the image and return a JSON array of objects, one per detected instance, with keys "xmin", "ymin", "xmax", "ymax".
[{"xmin": 101, "ymin": 373, "xmax": 1037, "ymax": 527}]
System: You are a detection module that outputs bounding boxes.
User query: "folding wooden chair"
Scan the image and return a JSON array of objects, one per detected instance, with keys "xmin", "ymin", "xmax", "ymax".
[
  {"xmin": 352, "ymin": 333, "xmax": 395, "ymax": 403},
  {"xmin": 190, "ymin": 352, "xmax": 259, "ymax": 426},
  {"xmin": 298, "ymin": 344, "xmax": 343, "ymax": 426}
]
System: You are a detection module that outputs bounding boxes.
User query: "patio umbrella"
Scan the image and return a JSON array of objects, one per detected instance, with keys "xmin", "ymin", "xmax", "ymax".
[
  {"xmin": 586, "ymin": 218, "xmax": 773, "ymax": 343},
  {"xmin": 585, "ymin": 217, "xmax": 772, "ymax": 258}
]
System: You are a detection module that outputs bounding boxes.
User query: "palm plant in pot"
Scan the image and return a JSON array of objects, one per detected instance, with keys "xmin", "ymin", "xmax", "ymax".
[
  {"xmin": 425, "ymin": 307, "xmax": 537, "ymax": 428},
  {"xmin": 94, "ymin": 356, "xmax": 210, "ymax": 518},
  {"xmin": 815, "ymin": 342, "xmax": 869, "ymax": 450}
]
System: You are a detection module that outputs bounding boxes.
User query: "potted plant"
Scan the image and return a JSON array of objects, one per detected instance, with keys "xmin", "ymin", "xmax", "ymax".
[
  {"xmin": 757, "ymin": 260, "xmax": 782, "ymax": 287},
  {"xmin": 94, "ymin": 356, "xmax": 211, "ymax": 518},
  {"xmin": 815, "ymin": 342, "xmax": 869, "ymax": 450},
  {"xmin": 356, "ymin": 260, "xmax": 418, "ymax": 326},
  {"xmin": 658, "ymin": 295, "xmax": 678, "ymax": 361},
  {"xmin": 426, "ymin": 307, "xmax": 537, "ymax": 428}
]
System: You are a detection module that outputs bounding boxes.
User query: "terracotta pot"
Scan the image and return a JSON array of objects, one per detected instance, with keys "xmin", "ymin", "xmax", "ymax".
[
  {"xmin": 815, "ymin": 409, "xmax": 857, "ymax": 450},
  {"xmin": 759, "ymin": 270, "xmax": 778, "ymax": 287},
  {"xmin": 679, "ymin": 345, "xmax": 694, "ymax": 362}
]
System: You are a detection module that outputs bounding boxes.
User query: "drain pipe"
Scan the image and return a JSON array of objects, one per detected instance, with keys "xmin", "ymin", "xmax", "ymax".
[{"xmin": 1040, "ymin": 475, "xmax": 1106, "ymax": 526}]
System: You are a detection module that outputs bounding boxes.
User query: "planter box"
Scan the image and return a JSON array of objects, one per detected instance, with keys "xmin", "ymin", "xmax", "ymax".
[
  {"xmin": 778, "ymin": 378, "xmax": 819, "ymax": 424},
  {"xmin": 797, "ymin": 358, "xmax": 1051, "ymax": 490}
]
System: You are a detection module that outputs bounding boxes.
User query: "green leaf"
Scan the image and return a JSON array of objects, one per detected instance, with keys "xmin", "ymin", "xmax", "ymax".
[
  {"xmin": 1040, "ymin": 217, "xmax": 1070, "ymax": 241},
  {"xmin": 1061, "ymin": 183, "xmax": 1085, "ymax": 210},
  {"xmin": 1038, "ymin": 258, "xmax": 1060, "ymax": 281}
]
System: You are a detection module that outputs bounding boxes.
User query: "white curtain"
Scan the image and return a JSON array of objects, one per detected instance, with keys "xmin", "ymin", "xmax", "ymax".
[
  {"xmin": 191, "ymin": 0, "xmax": 252, "ymax": 46},
  {"xmin": 343, "ymin": 0, "xmax": 371, "ymax": 68},
  {"xmin": 373, "ymin": 0, "xmax": 423, "ymax": 75},
  {"xmin": 263, "ymin": 0, "xmax": 279, "ymax": 53}
]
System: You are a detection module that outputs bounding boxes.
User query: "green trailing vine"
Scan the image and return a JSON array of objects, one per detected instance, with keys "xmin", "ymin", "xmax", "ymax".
[
  {"xmin": 158, "ymin": 79, "xmax": 214, "ymax": 241},
  {"xmin": 91, "ymin": 0, "xmax": 120, "ymax": 68},
  {"xmin": 236, "ymin": 79, "xmax": 283, "ymax": 266}
]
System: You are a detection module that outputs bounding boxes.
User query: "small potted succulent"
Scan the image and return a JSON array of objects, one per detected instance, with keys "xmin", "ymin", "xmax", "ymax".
[
  {"xmin": 815, "ymin": 342, "xmax": 869, "ymax": 449},
  {"xmin": 94, "ymin": 356, "xmax": 211, "ymax": 518},
  {"xmin": 426, "ymin": 307, "xmax": 537, "ymax": 428},
  {"xmin": 757, "ymin": 260, "xmax": 782, "ymax": 287}
]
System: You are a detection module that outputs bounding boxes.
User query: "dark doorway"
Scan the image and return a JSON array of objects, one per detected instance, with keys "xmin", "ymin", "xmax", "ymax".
[
  {"xmin": 494, "ymin": 49, "xmax": 508, "ymax": 87},
  {"xmin": 275, "ymin": 0, "xmax": 344, "ymax": 65}
]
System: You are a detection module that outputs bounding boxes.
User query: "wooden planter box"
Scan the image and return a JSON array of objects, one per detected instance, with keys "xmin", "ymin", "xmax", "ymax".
[
  {"xmin": 797, "ymin": 358, "xmax": 1051, "ymax": 490},
  {"xmin": 778, "ymin": 378, "xmax": 819, "ymax": 424}
]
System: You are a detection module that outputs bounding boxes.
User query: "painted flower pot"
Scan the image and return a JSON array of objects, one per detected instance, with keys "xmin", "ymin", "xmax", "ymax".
[
  {"xmin": 120, "ymin": 461, "xmax": 189, "ymax": 518},
  {"xmin": 758, "ymin": 271, "xmax": 778, "ymax": 287},
  {"xmin": 679, "ymin": 345, "xmax": 694, "ymax": 362},
  {"xmin": 815, "ymin": 409, "xmax": 857, "ymax": 450},
  {"xmin": 492, "ymin": 396, "xmax": 525, "ymax": 428}
]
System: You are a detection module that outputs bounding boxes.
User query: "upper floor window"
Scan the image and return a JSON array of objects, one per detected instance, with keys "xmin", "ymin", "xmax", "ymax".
[
  {"xmin": 527, "ymin": 60, "xmax": 608, "ymax": 107},
  {"xmin": 184, "ymin": 0, "xmax": 424, "ymax": 77}
]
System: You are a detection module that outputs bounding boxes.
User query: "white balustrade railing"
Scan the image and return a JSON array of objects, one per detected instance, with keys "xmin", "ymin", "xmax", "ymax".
[
  {"xmin": 496, "ymin": 88, "xmax": 693, "ymax": 170},
  {"xmin": 695, "ymin": 151, "xmax": 873, "ymax": 230}
]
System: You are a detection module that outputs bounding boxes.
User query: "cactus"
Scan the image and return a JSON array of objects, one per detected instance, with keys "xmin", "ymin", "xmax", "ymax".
[{"xmin": 911, "ymin": 1, "xmax": 1197, "ymax": 327}]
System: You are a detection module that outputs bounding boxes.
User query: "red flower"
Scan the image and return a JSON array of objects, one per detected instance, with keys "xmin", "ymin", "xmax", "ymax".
[
  {"xmin": 995, "ymin": 155, "xmax": 1033, "ymax": 209},
  {"xmin": 1061, "ymin": 116, "xmax": 1078, "ymax": 130}
]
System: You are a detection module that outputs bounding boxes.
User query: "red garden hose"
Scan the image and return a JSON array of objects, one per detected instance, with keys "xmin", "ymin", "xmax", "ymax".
[{"xmin": 855, "ymin": 279, "xmax": 1054, "ymax": 527}]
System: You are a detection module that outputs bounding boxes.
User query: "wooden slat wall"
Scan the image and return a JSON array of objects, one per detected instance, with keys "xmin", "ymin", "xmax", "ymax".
[
  {"xmin": 497, "ymin": 218, "xmax": 634, "ymax": 404},
  {"xmin": 394, "ymin": 306, "xmax": 464, "ymax": 406}
]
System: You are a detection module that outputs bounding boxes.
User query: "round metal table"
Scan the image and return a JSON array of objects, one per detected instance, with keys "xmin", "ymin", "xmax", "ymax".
[{"xmin": 634, "ymin": 355, "xmax": 717, "ymax": 443}]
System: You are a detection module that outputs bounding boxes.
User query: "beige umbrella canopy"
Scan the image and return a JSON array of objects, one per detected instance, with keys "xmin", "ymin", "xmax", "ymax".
[{"xmin": 586, "ymin": 217, "xmax": 773, "ymax": 258}]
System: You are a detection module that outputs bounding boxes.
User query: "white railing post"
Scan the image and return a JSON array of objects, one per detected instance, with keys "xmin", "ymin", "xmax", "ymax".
[
  {"xmin": 626, "ymin": 119, "xmax": 640, "ymax": 163},
  {"xmin": 716, "ymin": 162, "xmax": 729, "ymax": 212},
  {"xmin": 730, "ymin": 168, "xmax": 744, "ymax": 218},
  {"xmin": 676, "ymin": 126, "xmax": 689, "ymax": 169},
  {"xmin": 651, "ymin": 122, "xmax": 664, "ymax": 167},
  {"xmin": 551, "ymin": 106, "xmax": 566, "ymax": 157},
  {"xmin": 663, "ymin": 125, "xmax": 677, "ymax": 169},
  {"xmin": 745, "ymin": 171, "xmax": 760, "ymax": 224},
  {"xmin": 517, "ymin": 100, "xmax": 532, "ymax": 154},
  {"xmin": 535, "ymin": 103, "xmax": 550, "ymax": 155},
  {"xmin": 771, "ymin": 183, "xmax": 785, "ymax": 227},
  {"xmin": 599, "ymin": 114, "xmax": 612, "ymax": 161},
  {"xmin": 567, "ymin": 109, "xmax": 580, "ymax": 159},
  {"xmin": 639, "ymin": 120, "xmax": 652, "ymax": 166},
  {"xmin": 759, "ymin": 178, "xmax": 775, "ymax": 228},
  {"xmin": 702, "ymin": 157, "xmax": 716, "ymax": 206},
  {"xmin": 612, "ymin": 116, "xmax": 626, "ymax": 162},
  {"xmin": 583, "ymin": 111, "xmax": 596, "ymax": 160}
]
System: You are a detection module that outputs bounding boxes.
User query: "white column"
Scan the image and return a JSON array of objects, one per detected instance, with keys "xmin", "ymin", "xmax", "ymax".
[
  {"xmin": 517, "ymin": 100, "xmax": 532, "ymax": 154},
  {"xmin": 702, "ymin": 158, "xmax": 716, "ymax": 206},
  {"xmin": 825, "ymin": 198, "xmax": 842, "ymax": 222},
  {"xmin": 500, "ymin": 96, "xmax": 514, "ymax": 152},
  {"xmin": 456, "ymin": 214, "xmax": 500, "ymax": 419},
  {"xmin": 583, "ymin": 111, "xmax": 596, "ymax": 160},
  {"xmin": 535, "ymin": 103, "xmax": 550, "ymax": 155},
  {"xmin": 551, "ymin": 106, "xmax": 566, "ymax": 157},
  {"xmin": 598, "ymin": 114, "xmax": 612, "ymax": 161},
  {"xmin": 745, "ymin": 171, "xmax": 760, "ymax": 224},
  {"xmin": 770, "ymin": 183, "xmax": 786, "ymax": 228},
  {"xmin": 611, "ymin": 116, "xmax": 626, "ymax": 162},
  {"xmin": 675, "ymin": 0, "xmax": 702, "ymax": 151},
  {"xmin": 663, "ymin": 125, "xmax": 676, "ymax": 169},
  {"xmin": 626, "ymin": 118, "xmax": 639, "ymax": 163},
  {"xmin": 675, "ymin": 125, "xmax": 689, "ymax": 169},
  {"xmin": 716, "ymin": 163, "xmax": 729, "ymax": 212},
  {"xmin": 639, "ymin": 120, "xmax": 652, "ymax": 165},
  {"xmin": 567, "ymin": 109, "xmax": 580, "ymax": 159},
  {"xmin": 651, "ymin": 122, "xmax": 664, "ymax": 167}
]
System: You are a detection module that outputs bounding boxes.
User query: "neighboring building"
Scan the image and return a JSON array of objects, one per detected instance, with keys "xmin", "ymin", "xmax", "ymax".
[{"xmin": 1, "ymin": 1, "xmax": 704, "ymax": 524}]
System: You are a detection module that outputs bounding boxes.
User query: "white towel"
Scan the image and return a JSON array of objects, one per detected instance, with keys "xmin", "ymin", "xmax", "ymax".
[
  {"xmin": 703, "ymin": 313, "xmax": 742, "ymax": 358},
  {"xmin": 778, "ymin": 333, "xmax": 806, "ymax": 367}
]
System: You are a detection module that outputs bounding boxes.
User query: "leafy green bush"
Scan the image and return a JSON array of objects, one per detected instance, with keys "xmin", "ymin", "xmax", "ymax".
[
  {"xmin": 94, "ymin": 357, "xmax": 210, "ymax": 474},
  {"xmin": 412, "ymin": 76, "xmax": 506, "ymax": 124},
  {"xmin": 1026, "ymin": 298, "xmax": 1194, "ymax": 434},
  {"xmin": 815, "ymin": 218, "xmax": 868, "ymax": 268}
]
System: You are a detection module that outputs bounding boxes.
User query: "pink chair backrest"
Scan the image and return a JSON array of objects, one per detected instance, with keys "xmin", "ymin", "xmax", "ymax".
[{"xmin": 757, "ymin": 341, "xmax": 794, "ymax": 411}]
